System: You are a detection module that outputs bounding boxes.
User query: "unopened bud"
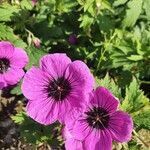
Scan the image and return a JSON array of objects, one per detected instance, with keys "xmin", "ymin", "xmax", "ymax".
[
  {"xmin": 33, "ymin": 38, "xmax": 41, "ymax": 48},
  {"xmin": 68, "ymin": 34, "xmax": 78, "ymax": 45},
  {"xmin": 32, "ymin": 0, "xmax": 38, "ymax": 6}
]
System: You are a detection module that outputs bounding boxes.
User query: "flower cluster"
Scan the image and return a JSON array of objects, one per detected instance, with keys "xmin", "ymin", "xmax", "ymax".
[
  {"xmin": 21, "ymin": 53, "xmax": 133, "ymax": 149},
  {"xmin": 0, "ymin": 41, "xmax": 133, "ymax": 150},
  {"xmin": 0, "ymin": 41, "xmax": 28, "ymax": 89}
]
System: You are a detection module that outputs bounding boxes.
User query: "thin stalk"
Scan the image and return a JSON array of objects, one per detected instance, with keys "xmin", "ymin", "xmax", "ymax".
[{"xmin": 133, "ymin": 129, "xmax": 149, "ymax": 148}]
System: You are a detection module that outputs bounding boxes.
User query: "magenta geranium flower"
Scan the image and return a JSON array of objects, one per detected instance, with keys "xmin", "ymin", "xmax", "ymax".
[
  {"xmin": 22, "ymin": 53, "xmax": 94, "ymax": 125},
  {"xmin": 64, "ymin": 87, "xmax": 133, "ymax": 150},
  {"xmin": 0, "ymin": 41, "xmax": 28, "ymax": 89}
]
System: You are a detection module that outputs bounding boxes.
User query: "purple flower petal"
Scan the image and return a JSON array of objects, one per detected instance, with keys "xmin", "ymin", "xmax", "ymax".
[
  {"xmin": 65, "ymin": 60, "xmax": 94, "ymax": 93},
  {"xmin": 27, "ymin": 99, "xmax": 59, "ymax": 125},
  {"xmin": 92, "ymin": 87, "xmax": 119, "ymax": 113},
  {"xmin": 72, "ymin": 118, "xmax": 92, "ymax": 141},
  {"xmin": 21, "ymin": 67, "xmax": 50, "ymax": 100},
  {"xmin": 83, "ymin": 130, "xmax": 112, "ymax": 150},
  {"xmin": 4, "ymin": 68, "xmax": 24, "ymax": 85},
  {"xmin": 63, "ymin": 107, "xmax": 82, "ymax": 128},
  {"xmin": 108, "ymin": 111, "xmax": 133, "ymax": 142},
  {"xmin": 40, "ymin": 53, "xmax": 71, "ymax": 78},
  {"xmin": 0, "ymin": 41, "xmax": 14, "ymax": 58},
  {"xmin": 10, "ymin": 48, "xmax": 29, "ymax": 68},
  {"xmin": 83, "ymin": 130, "xmax": 100, "ymax": 150},
  {"xmin": 62, "ymin": 127, "xmax": 83, "ymax": 150},
  {"xmin": 65, "ymin": 138, "xmax": 83, "ymax": 150},
  {"xmin": 57, "ymin": 99, "xmax": 72, "ymax": 122},
  {"xmin": 98, "ymin": 130, "xmax": 112, "ymax": 150}
]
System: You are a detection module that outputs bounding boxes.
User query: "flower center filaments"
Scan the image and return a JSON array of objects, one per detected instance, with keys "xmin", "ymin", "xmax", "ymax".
[
  {"xmin": 46, "ymin": 77, "xmax": 71, "ymax": 101},
  {"xmin": 0, "ymin": 58, "xmax": 10, "ymax": 74},
  {"xmin": 85, "ymin": 107, "xmax": 110, "ymax": 130}
]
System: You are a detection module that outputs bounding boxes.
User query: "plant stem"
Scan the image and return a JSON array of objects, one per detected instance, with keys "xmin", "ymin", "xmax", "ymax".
[{"xmin": 133, "ymin": 129, "xmax": 149, "ymax": 148}]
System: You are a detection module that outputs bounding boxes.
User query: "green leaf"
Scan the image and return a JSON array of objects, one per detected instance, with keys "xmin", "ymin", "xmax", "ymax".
[
  {"xmin": 109, "ymin": 45, "xmax": 134, "ymax": 68},
  {"xmin": 11, "ymin": 112, "xmax": 26, "ymax": 124},
  {"xmin": 20, "ymin": 0, "xmax": 32, "ymax": 10},
  {"xmin": 49, "ymin": 26, "xmax": 64, "ymax": 38},
  {"xmin": 13, "ymin": 38, "xmax": 27, "ymax": 49},
  {"xmin": 79, "ymin": 13, "xmax": 94, "ymax": 34},
  {"xmin": 134, "ymin": 110, "xmax": 150, "ymax": 130},
  {"xmin": 83, "ymin": 0, "xmax": 95, "ymax": 12},
  {"xmin": 128, "ymin": 140, "xmax": 141, "ymax": 150},
  {"xmin": 121, "ymin": 78, "xmax": 149, "ymax": 113},
  {"xmin": 101, "ymin": 0, "xmax": 114, "ymax": 13},
  {"xmin": 0, "ymin": 24, "xmax": 27, "ymax": 48},
  {"xmin": 26, "ymin": 46, "xmax": 47, "ymax": 69},
  {"xmin": 10, "ymin": 82, "xmax": 22, "ymax": 95},
  {"xmin": 12, "ymin": 112, "xmax": 62, "ymax": 146},
  {"xmin": 113, "ymin": 0, "xmax": 128, "ymax": 7},
  {"xmin": 143, "ymin": 0, "xmax": 150, "ymax": 19},
  {"xmin": 118, "ymin": 70, "xmax": 132, "ymax": 87},
  {"xmin": 56, "ymin": 0, "xmax": 77, "ymax": 13},
  {"xmin": 96, "ymin": 73, "xmax": 122, "ymax": 99},
  {"xmin": 76, "ymin": 0, "xmax": 84, "ymax": 5},
  {"xmin": 0, "ymin": 4, "xmax": 20, "ymax": 22},
  {"xmin": 122, "ymin": 0, "xmax": 143, "ymax": 27},
  {"xmin": 127, "ymin": 55, "xmax": 143, "ymax": 61},
  {"xmin": 97, "ymin": 15, "xmax": 114, "ymax": 32}
]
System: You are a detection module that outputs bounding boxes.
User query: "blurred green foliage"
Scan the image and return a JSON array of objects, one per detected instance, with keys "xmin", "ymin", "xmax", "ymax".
[{"xmin": 0, "ymin": 0, "xmax": 149, "ymax": 149}]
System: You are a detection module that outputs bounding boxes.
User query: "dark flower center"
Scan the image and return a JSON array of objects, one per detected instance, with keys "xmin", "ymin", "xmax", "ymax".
[
  {"xmin": 0, "ymin": 58, "xmax": 10, "ymax": 74},
  {"xmin": 85, "ymin": 106, "xmax": 110, "ymax": 130},
  {"xmin": 46, "ymin": 77, "xmax": 71, "ymax": 101}
]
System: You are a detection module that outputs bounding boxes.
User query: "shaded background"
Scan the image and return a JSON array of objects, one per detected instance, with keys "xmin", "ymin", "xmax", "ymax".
[{"xmin": 0, "ymin": 0, "xmax": 150, "ymax": 149}]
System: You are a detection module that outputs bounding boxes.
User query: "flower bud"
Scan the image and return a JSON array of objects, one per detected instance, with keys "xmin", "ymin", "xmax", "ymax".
[
  {"xmin": 32, "ymin": 0, "xmax": 37, "ymax": 6},
  {"xmin": 33, "ymin": 38, "xmax": 41, "ymax": 48},
  {"xmin": 68, "ymin": 34, "xmax": 78, "ymax": 45}
]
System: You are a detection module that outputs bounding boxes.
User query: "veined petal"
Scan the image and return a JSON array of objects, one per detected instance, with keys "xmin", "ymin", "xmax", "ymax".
[
  {"xmin": 0, "ymin": 41, "xmax": 14, "ymax": 58},
  {"xmin": 3, "ymin": 68, "xmax": 24, "ymax": 85},
  {"xmin": 92, "ymin": 87, "xmax": 119, "ymax": 113},
  {"xmin": 65, "ymin": 60, "xmax": 94, "ymax": 93},
  {"xmin": 10, "ymin": 48, "xmax": 28, "ymax": 68},
  {"xmin": 72, "ymin": 118, "xmax": 92, "ymax": 141},
  {"xmin": 40, "ymin": 53, "xmax": 71, "ymax": 78},
  {"xmin": 62, "ymin": 126, "xmax": 83, "ymax": 150},
  {"xmin": 21, "ymin": 67, "xmax": 50, "ymax": 100},
  {"xmin": 108, "ymin": 111, "xmax": 133, "ymax": 142},
  {"xmin": 26, "ymin": 98, "xmax": 59, "ymax": 125},
  {"xmin": 83, "ymin": 129, "xmax": 112, "ymax": 150}
]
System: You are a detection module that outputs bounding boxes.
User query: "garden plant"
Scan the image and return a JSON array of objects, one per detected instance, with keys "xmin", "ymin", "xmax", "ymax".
[{"xmin": 0, "ymin": 0, "xmax": 150, "ymax": 150}]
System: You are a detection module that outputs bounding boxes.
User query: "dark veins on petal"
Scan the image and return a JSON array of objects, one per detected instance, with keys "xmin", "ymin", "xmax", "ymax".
[
  {"xmin": 0, "ymin": 58, "xmax": 10, "ymax": 74},
  {"xmin": 85, "ymin": 106, "xmax": 110, "ymax": 130},
  {"xmin": 45, "ymin": 76, "xmax": 72, "ymax": 101}
]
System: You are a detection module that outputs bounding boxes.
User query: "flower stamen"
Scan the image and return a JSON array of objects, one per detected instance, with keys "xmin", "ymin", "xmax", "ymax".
[
  {"xmin": 0, "ymin": 58, "xmax": 10, "ymax": 74},
  {"xmin": 46, "ymin": 77, "xmax": 72, "ymax": 101},
  {"xmin": 85, "ymin": 106, "xmax": 110, "ymax": 130}
]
